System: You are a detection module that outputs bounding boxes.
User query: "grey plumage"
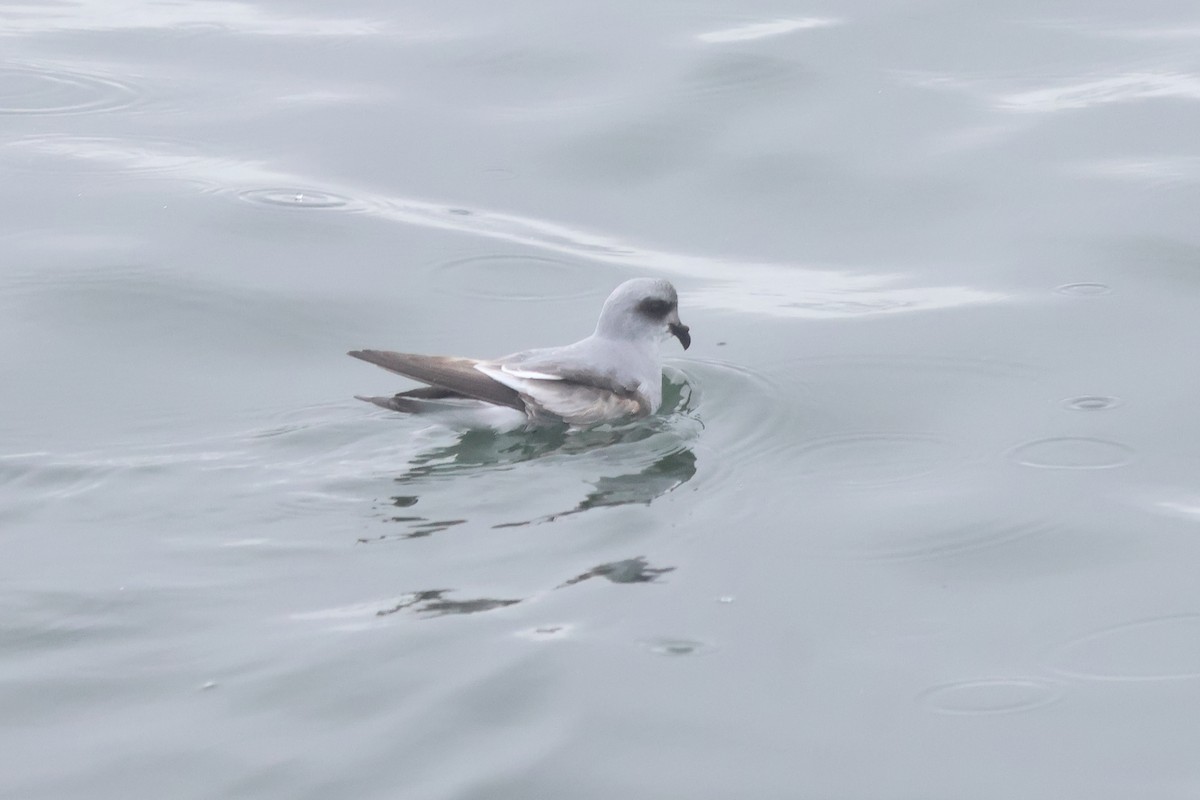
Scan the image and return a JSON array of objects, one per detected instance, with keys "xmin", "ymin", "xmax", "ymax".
[{"xmin": 349, "ymin": 277, "xmax": 690, "ymax": 428}]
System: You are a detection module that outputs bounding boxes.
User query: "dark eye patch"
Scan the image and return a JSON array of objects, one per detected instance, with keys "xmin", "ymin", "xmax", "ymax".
[{"xmin": 637, "ymin": 297, "xmax": 674, "ymax": 317}]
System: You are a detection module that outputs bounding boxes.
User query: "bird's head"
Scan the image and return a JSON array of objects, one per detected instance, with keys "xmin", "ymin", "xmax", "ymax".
[{"xmin": 594, "ymin": 278, "xmax": 690, "ymax": 350}]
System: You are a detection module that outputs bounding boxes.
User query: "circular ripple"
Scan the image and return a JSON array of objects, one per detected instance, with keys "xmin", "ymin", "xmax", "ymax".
[
  {"xmin": 237, "ymin": 188, "xmax": 354, "ymax": 210},
  {"xmin": 434, "ymin": 254, "xmax": 615, "ymax": 301},
  {"xmin": 1063, "ymin": 395, "xmax": 1122, "ymax": 411},
  {"xmin": 794, "ymin": 433, "xmax": 960, "ymax": 485},
  {"xmin": 1009, "ymin": 437, "xmax": 1134, "ymax": 469},
  {"xmin": 0, "ymin": 64, "xmax": 142, "ymax": 115},
  {"xmin": 677, "ymin": 356, "xmax": 796, "ymax": 462},
  {"xmin": 1056, "ymin": 282, "xmax": 1111, "ymax": 296},
  {"xmin": 919, "ymin": 678, "xmax": 1062, "ymax": 715},
  {"xmin": 779, "ymin": 353, "xmax": 1044, "ymax": 415},
  {"xmin": 835, "ymin": 519, "xmax": 1055, "ymax": 562},
  {"xmin": 3, "ymin": 135, "xmax": 203, "ymax": 177},
  {"xmin": 786, "ymin": 353, "xmax": 1041, "ymax": 375},
  {"xmin": 1049, "ymin": 614, "xmax": 1200, "ymax": 681}
]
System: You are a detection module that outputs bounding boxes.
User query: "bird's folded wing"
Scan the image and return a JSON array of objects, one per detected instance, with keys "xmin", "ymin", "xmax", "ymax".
[
  {"xmin": 347, "ymin": 350, "xmax": 525, "ymax": 411},
  {"xmin": 476, "ymin": 362, "xmax": 648, "ymax": 425}
]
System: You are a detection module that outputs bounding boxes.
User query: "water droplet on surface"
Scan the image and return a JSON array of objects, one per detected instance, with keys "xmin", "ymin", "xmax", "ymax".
[{"xmin": 237, "ymin": 188, "xmax": 353, "ymax": 210}]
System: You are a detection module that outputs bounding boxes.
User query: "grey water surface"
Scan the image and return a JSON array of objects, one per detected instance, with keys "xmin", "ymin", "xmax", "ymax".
[{"xmin": 4, "ymin": 0, "xmax": 1200, "ymax": 797}]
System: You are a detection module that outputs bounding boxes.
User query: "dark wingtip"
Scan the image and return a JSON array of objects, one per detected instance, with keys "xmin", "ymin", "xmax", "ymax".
[{"xmin": 348, "ymin": 349, "xmax": 391, "ymax": 367}]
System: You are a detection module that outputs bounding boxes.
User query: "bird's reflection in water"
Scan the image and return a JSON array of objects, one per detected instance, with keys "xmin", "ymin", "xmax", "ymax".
[
  {"xmin": 494, "ymin": 448, "xmax": 696, "ymax": 528},
  {"xmin": 370, "ymin": 372, "xmax": 698, "ymax": 538},
  {"xmin": 374, "ymin": 589, "xmax": 521, "ymax": 618},
  {"xmin": 373, "ymin": 556, "xmax": 676, "ymax": 618},
  {"xmin": 557, "ymin": 557, "xmax": 675, "ymax": 588},
  {"xmin": 364, "ymin": 375, "xmax": 694, "ymax": 616}
]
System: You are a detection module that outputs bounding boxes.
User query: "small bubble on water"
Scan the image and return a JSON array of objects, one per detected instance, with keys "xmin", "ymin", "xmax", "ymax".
[
  {"xmin": 1056, "ymin": 282, "xmax": 1111, "ymax": 296},
  {"xmin": 1064, "ymin": 395, "xmax": 1121, "ymax": 411},
  {"xmin": 644, "ymin": 637, "xmax": 709, "ymax": 656}
]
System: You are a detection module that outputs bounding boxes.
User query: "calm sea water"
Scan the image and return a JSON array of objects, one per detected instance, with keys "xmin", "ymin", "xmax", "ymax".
[{"xmin": 4, "ymin": 1, "xmax": 1200, "ymax": 797}]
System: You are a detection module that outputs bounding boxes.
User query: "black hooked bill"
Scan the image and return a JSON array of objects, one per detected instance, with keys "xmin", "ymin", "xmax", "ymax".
[{"xmin": 669, "ymin": 322, "xmax": 691, "ymax": 350}]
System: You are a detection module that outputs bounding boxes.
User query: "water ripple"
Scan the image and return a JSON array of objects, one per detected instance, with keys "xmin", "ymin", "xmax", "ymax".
[
  {"xmin": 3, "ymin": 135, "xmax": 203, "ymax": 176},
  {"xmin": 677, "ymin": 357, "xmax": 794, "ymax": 466},
  {"xmin": 1063, "ymin": 395, "xmax": 1122, "ymax": 411},
  {"xmin": 1056, "ymin": 282, "xmax": 1111, "ymax": 296},
  {"xmin": 833, "ymin": 519, "xmax": 1056, "ymax": 562},
  {"xmin": 0, "ymin": 1, "xmax": 389, "ymax": 37},
  {"xmin": 918, "ymin": 678, "xmax": 1062, "ymax": 715},
  {"xmin": 792, "ymin": 432, "xmax": 961, "ymax": 486},
  {"xmin": 696, "ymin": 18, "xmax": 841, "ymax": 44},
  {"xmin": 903, "ymin": 69, "xmax": 1200, "ymax": 114},
  {"xmin": 1048, "ymin": 614, "xmax": 1200, "ymax": 681},
  {"xmin": 678, "ymin": 54, "xmax": 808, "ymax": 100},
  {"xmin": 237, "ymin": 188, "xmax": 355, "ymax": 210},
  {"xmin": 1008, "ymin": 437, "xmax": 1135, "ymax": 470},
  {"xmin": 0, "ymin": 63, "xmax": 143, "ymax": 115},
  {"xmin": 434, "ymin": 253, "xmax": 615, "ymax": 302},
  {"xmin": 0, "ymin": 138, "xmax": 1004, "ymax": 319},
  {"xmin": 1000, "ymin": 72, "xmax": 1200, "ymax": 113}
]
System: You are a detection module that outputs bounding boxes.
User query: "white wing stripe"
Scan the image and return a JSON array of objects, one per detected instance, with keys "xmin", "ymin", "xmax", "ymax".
[{"xmin": 499, "ymin": 366, "xmax": 565, "ymax": 380}]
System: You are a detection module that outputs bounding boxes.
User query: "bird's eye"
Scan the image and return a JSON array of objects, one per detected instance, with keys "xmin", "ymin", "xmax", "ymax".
[{"xmin": 637, "ymin": 297, "xmax": 673, "ymax": 317}]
